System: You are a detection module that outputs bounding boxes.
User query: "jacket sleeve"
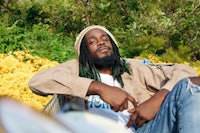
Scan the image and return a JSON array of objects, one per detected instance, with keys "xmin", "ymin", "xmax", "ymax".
[
  {"xmin": 131, "ymin": 60, "xmax": 198, "ymax": 92},
  {"xmin": 28, "ymin": 59, "xmax": 93, "ymax": 98},
  {"xmin": 160, "ymin": 64, "xmax": 198, "ymax": 91}
]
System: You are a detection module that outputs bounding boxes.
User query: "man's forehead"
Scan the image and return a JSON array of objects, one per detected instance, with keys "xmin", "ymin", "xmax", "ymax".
[{"xmin": 85, "ymin": 28, "xmax": 107, "ymax": 38}]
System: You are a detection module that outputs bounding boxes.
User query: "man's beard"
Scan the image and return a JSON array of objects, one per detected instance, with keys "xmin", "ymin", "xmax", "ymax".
[{"xmin": 92, "ymin": 54, "xmax": 118, "ymax": 70}]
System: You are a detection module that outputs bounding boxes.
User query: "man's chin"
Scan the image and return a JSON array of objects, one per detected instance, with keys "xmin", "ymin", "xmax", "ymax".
[
  {"xmin": 96, "ymin": 52, "xmax": 112, "ymax": 59},
  {"xmin": 93, "ymin": 54, "xmax": 116, "ymax": 69}
]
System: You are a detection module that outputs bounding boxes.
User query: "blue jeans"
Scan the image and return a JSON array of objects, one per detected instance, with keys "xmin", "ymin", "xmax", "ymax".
[{"xmin": 136, "ymin": 77, "xmax": 200, "ymax": 133}]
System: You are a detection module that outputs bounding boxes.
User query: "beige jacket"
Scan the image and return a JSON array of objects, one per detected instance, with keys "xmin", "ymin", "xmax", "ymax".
[{"xmin": 28, "ymin": 59, "xmax": 198, "ymax": 109}]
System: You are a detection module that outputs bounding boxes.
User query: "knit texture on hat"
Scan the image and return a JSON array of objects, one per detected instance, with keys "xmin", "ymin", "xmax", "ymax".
[{"xmin": 74, "ymin": 25, "xmax": 118, "ymax": 56}]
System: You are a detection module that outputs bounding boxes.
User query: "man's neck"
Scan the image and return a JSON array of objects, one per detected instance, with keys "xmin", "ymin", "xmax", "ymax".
[{"xmin": 98, "ymin": 68, "xmax": 112, "ymax": 75}]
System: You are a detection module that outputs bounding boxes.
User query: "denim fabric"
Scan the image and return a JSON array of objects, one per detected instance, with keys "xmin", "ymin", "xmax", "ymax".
[{"xmin": 136, "ymin": 78, "xmax": 200, "ymax": 133}]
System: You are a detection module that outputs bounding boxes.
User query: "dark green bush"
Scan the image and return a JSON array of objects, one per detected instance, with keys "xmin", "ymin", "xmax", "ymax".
[
  {"xmin": 0, "ymin": 23, "xmax": 76, "ymax": 63},
  {"xmin": 120, "ymin": 35, "xmax": 165, "ymax": 58},
  {"xmin": 0, "ymin": 25, "xmax": 26, "ymax": 53},
  {"xmin": 0, "ymin": 0, "xmax": 199, "ymax": 63},
  {"xmin": 24, "ymin": 23, "xmax": 76, "ymax": 63}
]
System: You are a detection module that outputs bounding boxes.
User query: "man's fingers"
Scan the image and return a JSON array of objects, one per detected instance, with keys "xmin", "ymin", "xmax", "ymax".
[
  {"xmin": 127, "ymin": 112, "xmax": 137, "ymax": 128},
  {"xmin": 121, "ymin": 100, "xmax": 128, "ymax": 110},
  {"xmin": 136, "ymin": 118, "xmax": 146, "ymax": 127},
  {"xmin": 127, "ymin": 94, "xmax": 137, "ymax": 108},
  {"xmin": 119, "ymin": 105, "xmax": 124, "ymax": 112},
  {"xmin": 110, "ymin": 93, "xmax": 137, "ymax": 112},
  {"xmin": 111, "ymin": 106, "xmax": 118, "ymax": 112},
  {"xmin": 128, "ymin": 108, "xmax": 135, "ymax": 113},
  {"xmin": 111, "ymin": 105, "xmax": 123, "ymax": 112},
  {"xmin": 111, "ymin": 103, "xmax": 128, "ymax": 112}
]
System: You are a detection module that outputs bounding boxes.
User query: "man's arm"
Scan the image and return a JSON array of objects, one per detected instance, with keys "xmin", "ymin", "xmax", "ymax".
[
  {"xmin": 29, "ymin": 60, "xmax": 137, "ymax": 111},
  {"xmin": 131, "ymin": 60, "xmax": 198, "ymax": 93},
  {"xmin": 88, "ymin": 81, "xmax": 137, "ymax": 112},
  {"xmin": 127, "ymin": 89, "xmax": 169, "ymax": 128},
  {"xmin": 126, "ymin": 61, "xmax": 198, "ymax": 128},
  {"xmin": 28, "ymin": 60, "xmax": 92, "ymax": 98}
]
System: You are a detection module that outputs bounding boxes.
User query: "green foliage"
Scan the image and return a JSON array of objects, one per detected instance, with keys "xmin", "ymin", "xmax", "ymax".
[
  {"xmin": 25, "ymin": 4, "xmax": 49, "ymax": 26},
  {"xmin": 24, "ymin": 23, "xmax": 76, "ymax": 63},
  {"xmin": 0, "ymin": 23, "xmax": 76, "ymax": 63},
  {"xmin": 0, "ymin": 24, "xmax": 26, "ymax": 53},
  {"xmin": 120, "ymin": 35, "xmax": 165, "ymax": 58},
  {"xmin": 159, "ymin": 47, "xmax": 184, "ymax": 63},
  {"xmin": 160, "ymin": 45, "xmax": 193, "ymax": 63},
  {"xmin": 0, "ymin": 0, "xmax": 199, "ymax": 64}
]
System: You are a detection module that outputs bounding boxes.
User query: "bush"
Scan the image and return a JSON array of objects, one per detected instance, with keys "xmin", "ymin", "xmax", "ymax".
[
  {"xmin": 0, "ymin": 23, "xmax": 76, "ymax": 63},
  {"xmin": 24, "ymin": 23, "xmax": 76, "ymax": 63},
  {"xmin": 0, "ymin": 24, "xmax": 26, "ymax": 53},
  {"xmin": 120, "ymin": 35, "xmax": 165, "ymax": 58}
]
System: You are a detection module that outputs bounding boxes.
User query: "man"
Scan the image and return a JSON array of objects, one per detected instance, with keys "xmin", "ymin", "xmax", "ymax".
[{"xmin": 29, "ymin": 25, "xmax": 200, "ymax": 133}]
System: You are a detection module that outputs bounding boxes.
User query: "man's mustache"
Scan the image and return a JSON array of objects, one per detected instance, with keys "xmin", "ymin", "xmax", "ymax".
[{"xmin": 96, "ymin": 46, "xmax": 111, "ymax": 52}]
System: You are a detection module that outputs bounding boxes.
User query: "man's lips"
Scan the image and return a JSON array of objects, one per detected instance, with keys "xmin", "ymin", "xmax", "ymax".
[{"xmin": 96, "ymin": 46, "xmax": 111, "ymax": 52}]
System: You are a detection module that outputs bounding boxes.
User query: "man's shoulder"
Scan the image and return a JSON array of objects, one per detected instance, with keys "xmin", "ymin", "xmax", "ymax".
[
  {"xmin": 62, "ymin": 59, "xmax": 79, "ymax": 65},
  {"xmin": 125, "ymin": 58, "xmax": 151, "ymax": 65},
  {"xmin": 58, "ymin": 59, "xmax": 79, "ymax": 69},
  {"xmin": 125, "ymin": 58, "xmax": 138, "ymax": 62}
]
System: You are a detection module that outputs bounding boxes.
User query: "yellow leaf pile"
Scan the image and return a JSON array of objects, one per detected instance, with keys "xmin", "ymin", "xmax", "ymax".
[{"xmin": 0, "ymin": 51, "xmax": 58, "ymax": 111}]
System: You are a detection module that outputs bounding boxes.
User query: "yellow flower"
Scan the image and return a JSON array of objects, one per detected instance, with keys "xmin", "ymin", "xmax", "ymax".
[{"xmin": 0, "ymin": 51, "xmax": 57, "ymax": 110}]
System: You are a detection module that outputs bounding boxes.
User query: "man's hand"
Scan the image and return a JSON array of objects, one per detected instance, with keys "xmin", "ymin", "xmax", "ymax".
[
  {"xmin": 87, "ymin": 81, "xmax": 137, "ymax": 112},
  {"xmin": 127, "ymin": 89, "xmax": 169, "ymax": 128},
  {"xmin": 127, "ymin": 99, "xmax": 158, "ymax": 128}
]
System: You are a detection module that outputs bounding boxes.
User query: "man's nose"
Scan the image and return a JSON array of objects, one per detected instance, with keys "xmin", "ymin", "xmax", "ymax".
[{"xmin": 97, "ymin": 39, "xmax": 105, "ymax": 46}]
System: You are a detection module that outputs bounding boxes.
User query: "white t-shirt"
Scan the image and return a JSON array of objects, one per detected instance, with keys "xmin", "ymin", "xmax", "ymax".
[{"xmin": 87, "ymin": 73, "xmax": 135, "ymax": 132}]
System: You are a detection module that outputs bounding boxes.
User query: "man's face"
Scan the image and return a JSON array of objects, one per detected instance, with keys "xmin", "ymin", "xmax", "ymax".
[{"xmin": 85, "ymin": 28, "xmax": 113, "ymax": 59}]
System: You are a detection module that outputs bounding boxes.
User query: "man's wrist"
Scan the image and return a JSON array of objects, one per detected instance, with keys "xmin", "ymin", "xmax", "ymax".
[{"xmin": 87, "ymin": 81, "xmax": 103, "ymax": 96}]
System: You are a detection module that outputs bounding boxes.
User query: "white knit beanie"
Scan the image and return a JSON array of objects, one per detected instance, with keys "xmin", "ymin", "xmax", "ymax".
[{"xmin": 74, "ymin": 25, "xmax": 118, "ymax": 56}]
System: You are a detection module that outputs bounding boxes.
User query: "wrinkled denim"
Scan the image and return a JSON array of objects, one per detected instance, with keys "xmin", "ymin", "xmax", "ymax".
[{"xmin": 136, "ymin": 77, "xmax": 200, "ymax": 133}]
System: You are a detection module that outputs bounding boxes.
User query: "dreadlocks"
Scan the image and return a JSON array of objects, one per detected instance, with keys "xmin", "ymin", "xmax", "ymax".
[{"xmin": 79, "ymin": 35, "xmax": 131, "ymax": 88}]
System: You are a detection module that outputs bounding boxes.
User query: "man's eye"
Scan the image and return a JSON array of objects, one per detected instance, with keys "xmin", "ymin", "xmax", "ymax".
[
  {"xmin": 89, "ymin": 40, "xmax": 96, "ymax": 44},
  {"xmin": 102, "ymin": 37, "xmax": 108, "ymax": 41}
]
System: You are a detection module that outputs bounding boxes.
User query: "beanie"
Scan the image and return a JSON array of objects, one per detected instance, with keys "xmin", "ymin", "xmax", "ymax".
[{"xmin": 74, "ymin": 25, "xmax": 118, "ymax": 56}]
